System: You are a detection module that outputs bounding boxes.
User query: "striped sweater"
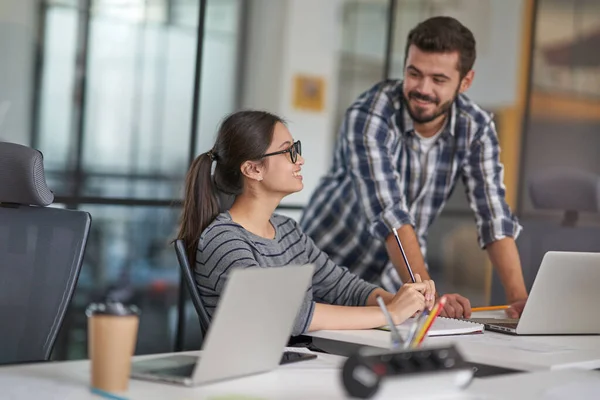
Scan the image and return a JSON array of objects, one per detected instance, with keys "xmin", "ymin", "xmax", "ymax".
[{"xmin": 194, "ymin": 211, "xmax": 379, "ymax": 335}]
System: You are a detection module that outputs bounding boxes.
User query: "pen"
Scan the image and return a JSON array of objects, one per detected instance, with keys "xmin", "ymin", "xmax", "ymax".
[
  {"xmin": 403, "ymin": 311, "xmax": 425, "ymax": 349},
  {"xmin": 392, "ymin": 228, "xmax": 416, "ymax": 283},
  {"xmin": 376, "ymin": 295, "xmax": 404, "ymax": 349},
  {"xmin": 472, "ymin": 305, "xmax": 509, "ymax": 312}
]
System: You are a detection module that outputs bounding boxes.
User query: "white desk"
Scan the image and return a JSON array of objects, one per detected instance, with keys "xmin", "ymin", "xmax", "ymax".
[
  {"xmin": 467, "ymin": 369, "xmax": 600, "ymax": 399},
  {"xmin": 0, "ymin": 349, "xmax": 599, "ymax": 399},
  {"xmin": 0, "ymin": 348, "xmax": 346, "ymax": 400},
  {"xmin": 307, "ymin": 311, "xmax": 600, "ymax": 371}
]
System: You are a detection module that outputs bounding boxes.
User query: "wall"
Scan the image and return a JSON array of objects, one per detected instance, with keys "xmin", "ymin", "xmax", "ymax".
[
  {"xmin": 0, "ymin": 0, "xmax": 37, "ymax": 145},
  {"xmin": 389, "ymin": 0, "xmax": 525, "ymax": 109},
  {"xmin": 439, "ymin": 0, "xmax": 524, "ymax": 109},
  {"xmin": 241, "ymin": 0, "xmax": 344, "ymax": 207},
  {"xmin": 240, "ymin": 0, "xmax": 287, "ymax": 114}
]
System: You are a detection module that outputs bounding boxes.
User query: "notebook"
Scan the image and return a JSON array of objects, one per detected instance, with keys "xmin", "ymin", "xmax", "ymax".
[{"xmin": 379, "ymin": 316, "xmax": 484, "ymax": 337}]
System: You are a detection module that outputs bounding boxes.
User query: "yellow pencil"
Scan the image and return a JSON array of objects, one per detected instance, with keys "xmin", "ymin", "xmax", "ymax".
[
  {"xmin": 472, "ymin": 305, "xmax": 509, "ymax": 312},
  {"xmin": 411, "ymin": 296, "xmax": 447, "ymax": 347}
]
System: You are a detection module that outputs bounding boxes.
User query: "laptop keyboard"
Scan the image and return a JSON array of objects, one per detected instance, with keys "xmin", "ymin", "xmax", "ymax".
[
  {"xmin": 150, "ymin": 363, "xmax": 196, "ymax": 378},
  {"xmin": 490, "ymin": 322, "xmax": 519, "ymax": 329}
]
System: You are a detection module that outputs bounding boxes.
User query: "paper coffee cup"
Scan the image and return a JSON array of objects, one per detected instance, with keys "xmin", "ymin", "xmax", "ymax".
[{"xmin": 87, "ymin": 302, "xmax": 140, "ymax": 394}]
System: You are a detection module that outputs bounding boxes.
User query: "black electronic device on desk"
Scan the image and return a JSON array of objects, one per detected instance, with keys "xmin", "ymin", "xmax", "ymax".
[{"xmin": 341, "ymin": 345, "xmax": 474, "ymax": 399}]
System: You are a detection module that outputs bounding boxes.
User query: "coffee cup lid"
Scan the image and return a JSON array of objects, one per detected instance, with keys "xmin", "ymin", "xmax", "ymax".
[{"xmin": 86, "ymin": 301, "xmax": 140, "ymax": 317}]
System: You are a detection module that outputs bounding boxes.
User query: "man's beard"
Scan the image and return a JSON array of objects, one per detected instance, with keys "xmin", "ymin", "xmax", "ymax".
[{"xmin": 403, "ymin": 87, "xmax": 459, "ymax": 124}]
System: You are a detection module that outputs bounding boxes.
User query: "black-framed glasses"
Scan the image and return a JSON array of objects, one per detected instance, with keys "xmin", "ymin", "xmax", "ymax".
[{"xmin": 261, "ymin": 140, "xmax": 302, "ymax": 164}]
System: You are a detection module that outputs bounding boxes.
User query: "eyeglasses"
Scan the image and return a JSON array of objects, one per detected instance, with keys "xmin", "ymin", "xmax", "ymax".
[{"xmin": 261, "ymin": 140, "xmax": 302, "ymax": 164}]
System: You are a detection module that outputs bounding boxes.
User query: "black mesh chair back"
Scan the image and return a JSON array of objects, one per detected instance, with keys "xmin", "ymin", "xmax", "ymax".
[
  {"xmin": 491, "ymin": 167, "xmax": 600, "ymax": 304},
  {"xmin": 0, "ymin": 142, "xmax": 91, "ymax": 364},
  {"xmin": 174, "ymin": 239, "xmax": 211, "ymax": 336}
]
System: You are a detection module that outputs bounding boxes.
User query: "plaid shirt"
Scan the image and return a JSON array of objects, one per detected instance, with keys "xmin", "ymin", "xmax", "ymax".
[{"xmin": 300, "ymin": 80, "xmax": 521, "ymax": 292}]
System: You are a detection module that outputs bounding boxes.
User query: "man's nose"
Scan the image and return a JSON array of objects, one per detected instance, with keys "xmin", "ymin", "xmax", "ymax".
[{"xmin": 415, "ymin": 78, "xmax": 433, "ymax": 95}]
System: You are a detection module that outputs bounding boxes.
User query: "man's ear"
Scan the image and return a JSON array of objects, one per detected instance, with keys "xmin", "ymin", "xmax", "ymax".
[
  {"xmin": 240, "ymin": 160, "xmax": 264, "ymax": 182},
  {"xmin": 459, "ymin": 70, "xmax": 475, "ymax": 93}
]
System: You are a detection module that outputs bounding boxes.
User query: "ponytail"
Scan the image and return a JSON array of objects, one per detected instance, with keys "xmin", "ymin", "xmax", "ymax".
[
  {"xmin": 177, "ymin": 110, "xmax": 285, "ymax": 266},
  {"xmin": 177, "ymin": 152, "xmax": 220, "ymax": 266}
]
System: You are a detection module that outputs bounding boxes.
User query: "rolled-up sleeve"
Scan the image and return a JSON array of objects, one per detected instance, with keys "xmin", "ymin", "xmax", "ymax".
[
  {"xmin": 462, "ymin": 120, "xmax": 522, "ymax": 248},
  {"xmin": 304, "ymin": 233, "xmax": 379, "ymax": 307},
  {"xmin": 342, "ymin": 107, "xmax": 413, "ymax": 241}
]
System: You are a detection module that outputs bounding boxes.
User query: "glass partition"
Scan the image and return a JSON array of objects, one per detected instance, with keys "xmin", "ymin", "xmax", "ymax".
[{"xmin": 34, "ymin": 0, "xmax": 243, "ymax": 359}]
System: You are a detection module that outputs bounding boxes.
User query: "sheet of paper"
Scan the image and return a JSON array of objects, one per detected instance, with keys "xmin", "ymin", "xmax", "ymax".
[{"xmin": 380, "ymin": 316, "xmax": 483, "ymax": 337}]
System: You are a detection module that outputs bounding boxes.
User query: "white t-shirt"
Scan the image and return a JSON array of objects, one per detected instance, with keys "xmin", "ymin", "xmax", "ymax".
[{"xmin": 414, "ymin": 124, "xmax": 445, "ymax": 165}]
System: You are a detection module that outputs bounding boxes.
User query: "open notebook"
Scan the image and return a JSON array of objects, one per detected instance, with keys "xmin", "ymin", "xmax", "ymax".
[{"xmin": 379, "ymin": 316, "xmax": 484, "ymax": 337}]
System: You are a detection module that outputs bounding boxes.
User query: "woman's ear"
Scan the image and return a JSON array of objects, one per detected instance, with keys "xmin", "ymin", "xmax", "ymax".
[{"xmin": 240, "ymin": 160, "xmax": 264, "ymax": 182}]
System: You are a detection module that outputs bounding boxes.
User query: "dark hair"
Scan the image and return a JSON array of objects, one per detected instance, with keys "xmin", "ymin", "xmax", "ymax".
[
  {"xmin": 176, "ymin": 110, "xmax": 285, "ymax": 265},
  {"xmin": 404, "ymin": 16, "xmax": 476, "ymax": 78}
]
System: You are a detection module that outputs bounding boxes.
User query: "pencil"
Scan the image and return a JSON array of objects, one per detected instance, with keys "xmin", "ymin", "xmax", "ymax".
[
  {"xmin": 472, "ymin": 305, "xmax": 509, "ymax": 312},
  {"xmin": 412, "ymin": 296, "xmax": 447, "ymax": 347},
  {"xmin": 392, "ymin": 227, "xmax": 416, "ymax": 283},
  {"xmin": 406, "ymin": 309, "xmax": 429, "ymax": 349}
]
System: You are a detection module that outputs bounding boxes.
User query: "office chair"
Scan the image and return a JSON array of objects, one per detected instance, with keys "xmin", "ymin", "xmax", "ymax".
[
  {"xmin": 528, "ymin": 167, "xmax": 600, "ymax": 226},
  {"xmin": 0, "ymin": 141, "xmax": 91, "ymax": 364},
  {"xmin": 490, "ymin": 167, "xmax": 600, "ymax": 303},
  {"xmin": 174, "ymin": 239, "xmax": 211, "ymax": 351}
]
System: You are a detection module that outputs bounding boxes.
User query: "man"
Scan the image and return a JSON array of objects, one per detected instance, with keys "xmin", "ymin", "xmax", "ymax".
[{"xmin": 300, "ymin": 16, "xmax": 527, "ymax": 319}]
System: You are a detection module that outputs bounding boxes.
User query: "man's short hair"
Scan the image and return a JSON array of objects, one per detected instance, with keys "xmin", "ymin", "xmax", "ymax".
[{"xmin": 405, "ymin": 16, "xmax": 476, "ymax": 78}]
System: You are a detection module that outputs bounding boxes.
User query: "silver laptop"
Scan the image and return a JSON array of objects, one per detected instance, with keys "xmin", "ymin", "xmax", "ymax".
[
  {"xmin": 131, "ymin": 264, "xmax": 316, "ymax": 385},
  {"xmin": 481, "ymin": 251, "xmax": 600, "ymax": 335}
]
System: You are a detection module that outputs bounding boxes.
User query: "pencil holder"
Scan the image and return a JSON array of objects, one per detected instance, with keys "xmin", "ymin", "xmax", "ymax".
[{"xmin": 341, "ymin": 345, "xmax": 473, "ymax": 399}]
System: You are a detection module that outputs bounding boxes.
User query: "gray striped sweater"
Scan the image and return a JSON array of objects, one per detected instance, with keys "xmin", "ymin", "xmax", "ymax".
[{"xmin": 194, "ymin": 211, "xmax": 379, "ymax": 335}]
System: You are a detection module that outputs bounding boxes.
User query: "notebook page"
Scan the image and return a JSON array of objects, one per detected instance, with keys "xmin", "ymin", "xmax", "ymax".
[{"xmin": 380, "ymin": 316, "xmax": 484, "ymax": 337}]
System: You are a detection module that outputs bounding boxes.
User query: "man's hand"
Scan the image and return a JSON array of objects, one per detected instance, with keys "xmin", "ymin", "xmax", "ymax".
[
  {"xmin": 439, "ymin": 293, "xmax": 472, "ymax": 318},
  {"xmin": 505, "ymin": 299, "xmax": 526, "ymax": 319}
]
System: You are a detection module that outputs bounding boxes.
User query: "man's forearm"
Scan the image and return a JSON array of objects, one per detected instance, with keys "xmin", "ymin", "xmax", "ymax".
[
  {"xmin": 486, "ymin": 237, "xmax": 528, "ymax": 303},
  {"xmin": 385, "ymin": 224, "xmax": 430, "ymax": 283}
]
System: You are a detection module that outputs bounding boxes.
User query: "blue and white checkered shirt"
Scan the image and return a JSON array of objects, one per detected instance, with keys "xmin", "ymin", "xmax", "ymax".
[{"xmin": 300, "ymin": 80, "xmax": 521, "ymax": 292}]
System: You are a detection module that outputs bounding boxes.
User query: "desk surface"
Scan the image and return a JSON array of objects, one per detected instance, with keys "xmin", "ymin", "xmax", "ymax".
[
  {"xmin": 0, "ymin": 349, "xmax": 599, "ymax": 400},
  {"xmin": 308, "ymin": 311, "xmax": 600, "ymax": 371},
  {"xmin": 0, "ymin": 348, "xmax": 346, "ymax": 400}
]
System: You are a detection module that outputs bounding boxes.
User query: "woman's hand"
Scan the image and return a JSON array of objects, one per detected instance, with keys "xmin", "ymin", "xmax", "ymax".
[
  {"xmin": 387, "ymin": 281, "xmax": 427, "ymax": 324},
  {"xmin": 414, "ymin": 273, "xmax": 436, "ymax": 310}
]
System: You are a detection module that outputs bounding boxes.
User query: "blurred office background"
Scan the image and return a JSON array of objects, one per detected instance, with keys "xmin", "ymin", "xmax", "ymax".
[{"xmin": 1, "ymin": 0, "xmax": 599, "ymax": 360}]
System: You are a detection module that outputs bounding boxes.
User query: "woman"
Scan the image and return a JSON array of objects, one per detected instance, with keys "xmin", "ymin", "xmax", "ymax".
[{"xmin": 177, "ymin": 110, "xmax": 435, "ymax": 336}]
